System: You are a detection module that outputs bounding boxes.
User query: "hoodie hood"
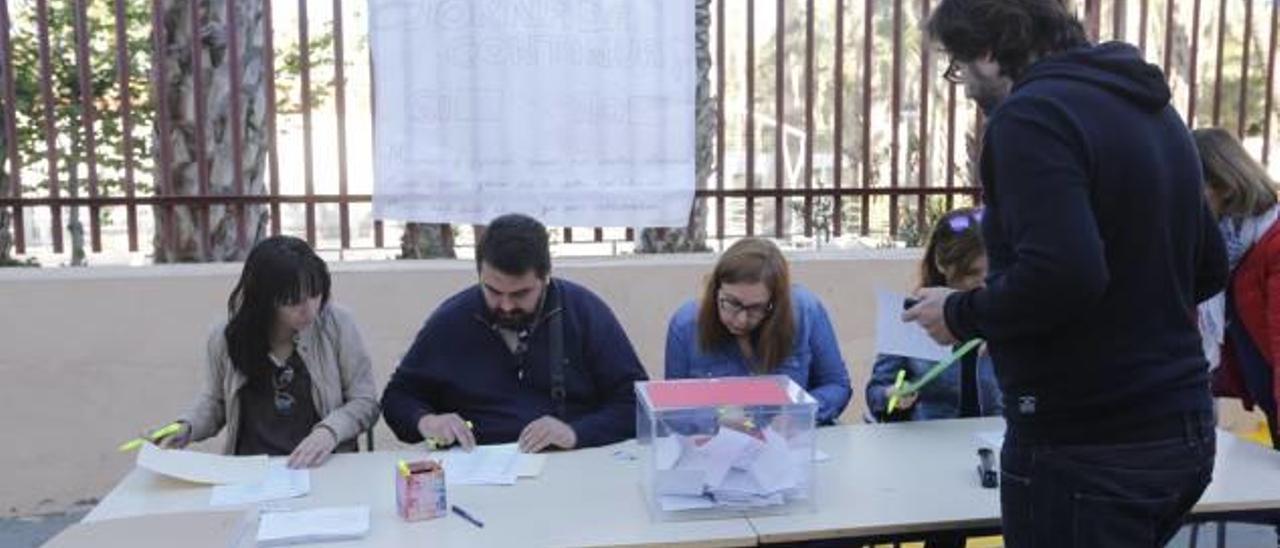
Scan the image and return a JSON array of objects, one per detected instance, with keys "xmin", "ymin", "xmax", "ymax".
[{"xmin": 1015, "ymin": 42, "xmax": 1171, "ymax": 112}]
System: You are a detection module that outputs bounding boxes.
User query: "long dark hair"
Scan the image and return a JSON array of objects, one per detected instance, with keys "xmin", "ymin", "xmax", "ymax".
[
  {"xmin": 927, "ymin": 0, "xmax": 1088, "ymax": 80},
  {"xmin": 920, "ymin": 208, "xmax": 985, "ymax": 288},
  {"xmin": 224, "ymin": 236, "xmax": 331, "ymax": 377},
  {"xmin": 697, "ymin": 238, "xmax": 795, "ymax": 374}
]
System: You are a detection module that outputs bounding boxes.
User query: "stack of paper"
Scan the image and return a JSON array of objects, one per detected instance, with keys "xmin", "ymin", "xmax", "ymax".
[
  {"xmin": 654, "ymin": 427, "xmax": 808, "ymax": 511},
  {"xmin": 210, "ymin": 460, "xmax": 310, "ymax": 506},
  {"xmin": 256, "ymin": 506, "xmax": 370, "ymax": 547}
]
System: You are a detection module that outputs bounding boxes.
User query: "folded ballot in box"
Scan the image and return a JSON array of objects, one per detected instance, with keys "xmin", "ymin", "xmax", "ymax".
[{"xmin": 635, "ymin": 375, "xmax": 818, "ymax": 520}]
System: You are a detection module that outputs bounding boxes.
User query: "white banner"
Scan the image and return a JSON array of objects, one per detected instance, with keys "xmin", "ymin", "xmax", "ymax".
[{"xmin": 368, "ymin": 0, "xmax": 696, "ymax": 227}]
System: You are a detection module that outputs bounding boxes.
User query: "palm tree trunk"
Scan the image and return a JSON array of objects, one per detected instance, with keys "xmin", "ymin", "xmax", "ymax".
[
  {"xmin": 153, "ymin": 0, "xmax": 268, "ymax": 262},
  {"xmin": 67, "ymin": 131, "xmax": 86, "ymax": 266},
  {"xmin": 399, "ymin": 222, "xmax": 457, "ymax": 259}
]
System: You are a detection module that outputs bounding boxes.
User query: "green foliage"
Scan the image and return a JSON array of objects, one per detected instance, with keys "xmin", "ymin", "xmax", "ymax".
[
  {"xmin": 7, "ymin": 0, "xmax": 155, "ymax": 197},
  {"xmin": 274, "ymin": 21, "xmax": 337, "ymax": 114},
  {"xmin": 4, "ymin": 0, "xmax": 337, "ymax": 197}
]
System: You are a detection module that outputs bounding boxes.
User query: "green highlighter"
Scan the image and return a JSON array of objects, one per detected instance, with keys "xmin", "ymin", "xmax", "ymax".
[
  {"xmin": 117, "ymin": 422, "xmax": 183, "ymax": 452},
  {"xmin": 888, "ymin": 338, "xmax": 985, "ymax": 407}
]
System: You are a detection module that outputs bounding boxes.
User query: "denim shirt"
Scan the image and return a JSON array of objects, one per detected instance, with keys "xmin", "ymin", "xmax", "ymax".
[
  {"xmin": 866, "ymin": 352, "xmax": 1004, "ymax": 421},
  {"xmin": 664, "ymin": 285, "xmax": 853, "ymax": 424}
]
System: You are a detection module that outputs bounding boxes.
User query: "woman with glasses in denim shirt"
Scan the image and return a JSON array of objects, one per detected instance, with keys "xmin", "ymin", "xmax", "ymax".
[
  {"xmin": 664, "ymin": 237, "xmax": 852, "ymax": 424},
  {"xmin": 868, "ymin": 208, "xmax": 1003, "ymax": 424},
  {"xmin": 147, "ymin": 236, "xmax": 379, "ymax": 468}
]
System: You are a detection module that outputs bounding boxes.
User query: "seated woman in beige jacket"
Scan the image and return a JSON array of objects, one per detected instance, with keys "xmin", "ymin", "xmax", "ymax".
[{"xmin": 151, "ymin": 236, "xmax": 379, "ymax": 468}]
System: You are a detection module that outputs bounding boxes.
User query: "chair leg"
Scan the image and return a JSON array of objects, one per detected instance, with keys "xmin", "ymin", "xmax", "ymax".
[
  {"xmin": 1214, "ymin": 521, "xmax": 1225, "ymax": 548},
  {"xmin": 1188, "ymin": 522, "xmax": 1199, "ymax": 548}
]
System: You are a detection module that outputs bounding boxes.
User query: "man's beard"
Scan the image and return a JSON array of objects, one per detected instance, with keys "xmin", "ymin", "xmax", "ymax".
[
  {"xmin": 490, "ymin": 308, "xmax": 536, "ymax": 331},
  {"xmin": 967, "ymin": 78, "xmax": 1010, "ymax": 116}
]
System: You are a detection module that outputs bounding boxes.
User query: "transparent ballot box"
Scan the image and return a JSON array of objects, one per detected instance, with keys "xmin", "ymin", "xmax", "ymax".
[{"xmin": 634, "ymin": 375, "xmax": 818, "ymax": 520}]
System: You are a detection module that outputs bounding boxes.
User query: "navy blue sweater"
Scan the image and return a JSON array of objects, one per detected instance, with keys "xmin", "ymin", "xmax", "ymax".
[
  {"xmin": 944, "ymin": 43, "xmax": 1228, "ymax": 444},
  {"xmin": 381, "ymin": 278, "xmax": 649, "ymax": 448}
]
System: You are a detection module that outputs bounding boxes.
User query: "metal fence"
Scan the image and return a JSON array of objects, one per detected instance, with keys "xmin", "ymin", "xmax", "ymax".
[{"xmin": 0, "ymin": 0, "xmax": 1275, "ymax": 262}]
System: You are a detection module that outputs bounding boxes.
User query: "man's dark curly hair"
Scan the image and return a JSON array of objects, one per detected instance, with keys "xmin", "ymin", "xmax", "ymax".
[{"xmin": 927, "ymin": 0, "xmax": 1089, "ymax": 81}]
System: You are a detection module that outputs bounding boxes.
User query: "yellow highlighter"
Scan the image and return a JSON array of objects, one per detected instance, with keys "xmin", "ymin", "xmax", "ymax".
[
  {"xmin": 397, "ymin": 459, "xmax": 412, "ymax": 478},
  {"xmin": 118, "ymin": 422, "xmax": 183, "ymax": 452},
  {"xmin": 425, "ymin": 420, "xmax": 474, "ymax": 451},
  {"xmin": 886, "ymin": 369, "xmax": 907, "ymax": 414}
]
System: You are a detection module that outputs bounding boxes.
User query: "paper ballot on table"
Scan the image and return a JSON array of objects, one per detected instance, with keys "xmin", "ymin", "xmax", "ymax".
[
  {"xmin": 137, "ymin": 443, "xmax": 268, "ymax": 485},
  {"xmin": 210, "ymin": 460, "xmax": 310, "ymax": 506},
  {"xmin": 433, "ymin": 443, "xmax": 549, "ymax": 485},
  {"xmin": 875, "ymin": 289, "xmax": 952, "ymax": 362},
  {"xmin": 506, "ymin": 445, "xmax": 548, "ymax": 478},
  {"xmin": 256, "ymin": 506, "xmax": 370, "ymax": 547}
]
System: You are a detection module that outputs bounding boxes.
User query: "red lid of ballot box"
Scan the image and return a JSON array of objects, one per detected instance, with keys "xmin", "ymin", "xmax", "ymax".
[{"xmin": 641, "ymin": 377, "xmax": 794, "ymax": 409}]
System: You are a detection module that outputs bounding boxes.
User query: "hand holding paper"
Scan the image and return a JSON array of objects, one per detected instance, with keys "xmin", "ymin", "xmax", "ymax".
[{"xmin": 902, "ymin": 287, "xmax": 959, "ymax": 345}]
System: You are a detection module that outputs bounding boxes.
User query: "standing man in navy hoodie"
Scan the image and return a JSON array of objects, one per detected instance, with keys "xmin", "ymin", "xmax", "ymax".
[
  {"xmin": 903, "ymin": 0, "xmax": 1227, "ymax": 545},
  {"xmin": 382, "ymin": 213, "xmax": 649, "ymax": 453}
]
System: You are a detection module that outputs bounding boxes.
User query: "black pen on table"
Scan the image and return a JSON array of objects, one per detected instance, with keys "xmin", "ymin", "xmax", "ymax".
[{"xmin": 452, "ymin": 505, "xmax": 484, "ymax": 528}]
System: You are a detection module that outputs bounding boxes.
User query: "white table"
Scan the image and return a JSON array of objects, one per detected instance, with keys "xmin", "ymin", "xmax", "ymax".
[
  {"xmin": 86, "ymin": 442, "xmax": 757, "ymax": 548},
  {"xmin": 748, "ymin": 417, "xmax": 1280, "ymax": 544},
  {"xmin": 85, "ymin": 418, "xmax": 1280, "ymax": 547}
]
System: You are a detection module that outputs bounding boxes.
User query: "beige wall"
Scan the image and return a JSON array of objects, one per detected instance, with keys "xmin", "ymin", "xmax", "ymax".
[
  {"xmin": 0, "ymin": 250, "xmax": 922, "ymax": 516},
  {"xmin": 1, "ymin": 251, "xmax": 1265, "ymax": 516}
]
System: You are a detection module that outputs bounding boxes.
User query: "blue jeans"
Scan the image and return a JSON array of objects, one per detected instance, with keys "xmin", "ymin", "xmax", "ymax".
[{"xmin": 1000, "ymin": 412, "xmax": 1216, "ymax": 547}]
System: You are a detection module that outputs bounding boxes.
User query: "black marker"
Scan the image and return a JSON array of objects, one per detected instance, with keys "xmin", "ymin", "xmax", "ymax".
[
  {"xmin": 902, "ymin": 297, "xmax": 920, "ymax": 311},
  {"xmin": 976, "ymin": 448, "xmax": 998, "ymax": 488}
]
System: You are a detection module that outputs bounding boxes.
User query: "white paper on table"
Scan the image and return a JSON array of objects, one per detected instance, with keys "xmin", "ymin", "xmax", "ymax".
[
  {"xmin": 813, "ymin": 449, "xmax": 831, "ymax": 463},
  {"xmin": 476, "ymin": 443, "xmax": 549, "ymax": 478},
  {"xmin": 137, "ymin": 443, "xmax": 268, "ymax": 485},
  {"xmin": 210, "ymin": 460, "xmax": 310, "ymax": 507},
  {"xmin": 875, "ymin": 289, "xmax": 952, "ymax": 362},
  {"xmin": 434, "ymin": 444, "xmax": 520, "ymax": 485},
  {"xmin": 256, "ymin": 505, "xmax": 370, "ymax": 547},
  {"xmin": 514, "ymin": 452, "xmax": 547, "ymax": 478}
]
